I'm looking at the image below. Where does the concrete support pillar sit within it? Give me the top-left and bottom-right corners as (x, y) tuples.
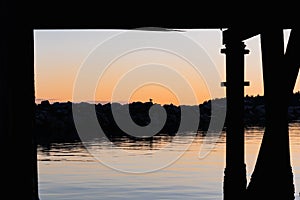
(1, 2), (38, 199)
(246, 30), (294, 200)
(222, 41), (249, 200)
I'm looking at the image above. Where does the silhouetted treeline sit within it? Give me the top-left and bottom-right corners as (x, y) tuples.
(35, 92), (300, 144)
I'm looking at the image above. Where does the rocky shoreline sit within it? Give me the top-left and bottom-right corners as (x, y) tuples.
(35, 92), (300, 144)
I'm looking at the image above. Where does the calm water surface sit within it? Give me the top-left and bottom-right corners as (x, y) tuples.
(38, 124), (300, 199)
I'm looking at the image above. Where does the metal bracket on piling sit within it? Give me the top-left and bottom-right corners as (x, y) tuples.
(221, 81), (250, 87)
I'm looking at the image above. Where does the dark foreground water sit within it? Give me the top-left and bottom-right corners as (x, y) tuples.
(38, 124), (300, 200)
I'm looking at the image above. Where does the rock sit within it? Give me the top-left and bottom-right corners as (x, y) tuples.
(41, 100), (50, 106)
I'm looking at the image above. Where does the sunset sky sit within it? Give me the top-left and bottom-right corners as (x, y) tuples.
(34, 29), (299, 105)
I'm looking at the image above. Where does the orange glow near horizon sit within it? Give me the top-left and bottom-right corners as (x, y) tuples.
(129, 84), (180, 105)
(92, 48), (213, 106)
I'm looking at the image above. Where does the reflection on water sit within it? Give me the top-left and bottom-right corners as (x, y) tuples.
(38, 143), (93, 162)
(38, 124), (300, 200)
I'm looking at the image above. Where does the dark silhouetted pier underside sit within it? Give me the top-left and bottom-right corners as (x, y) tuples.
(222, 28), (299, 200)
(1, 2), (298, 199)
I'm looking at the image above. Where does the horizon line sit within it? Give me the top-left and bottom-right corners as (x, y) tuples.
(35, 90), (300, 106)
